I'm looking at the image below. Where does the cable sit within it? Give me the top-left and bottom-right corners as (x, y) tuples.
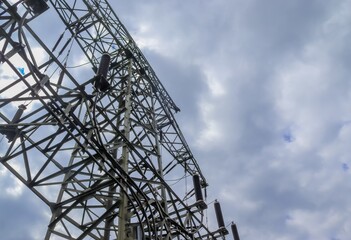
(165, 173), (187, 183)
(92, 92), (106, 149)
(65, 60), (92, 69)
(225, 221), (233, 228)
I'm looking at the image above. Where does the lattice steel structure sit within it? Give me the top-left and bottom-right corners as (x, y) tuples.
(0, 0), (238, 239)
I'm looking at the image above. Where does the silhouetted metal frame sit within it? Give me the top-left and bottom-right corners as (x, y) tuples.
(0, 0), (228, 239)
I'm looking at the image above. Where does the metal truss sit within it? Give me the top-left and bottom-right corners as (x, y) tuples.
(0, 0), (236, 239)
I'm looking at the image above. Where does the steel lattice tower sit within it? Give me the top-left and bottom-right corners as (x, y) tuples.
(0, 0), (240, 239)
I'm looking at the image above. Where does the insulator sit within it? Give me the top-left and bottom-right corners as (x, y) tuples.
(12, 104), (26, 123)
(124, 48), (133, 59)
(97, 53), (111, 78)
(214, 200), (225, 229)
(24, 0), (49, 15)
(139, 67), (146, 75)
(231, 223), (240, 240)
(0, 104), (27, 142)
(94, 53), (111, 92)
(193, 174), (203, 202)
(193, 174), (207, 209)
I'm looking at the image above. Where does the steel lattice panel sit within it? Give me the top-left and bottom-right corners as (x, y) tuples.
(0, 0), (230, 239)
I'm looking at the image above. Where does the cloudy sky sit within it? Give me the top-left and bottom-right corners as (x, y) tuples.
(1, 0), (351, 239)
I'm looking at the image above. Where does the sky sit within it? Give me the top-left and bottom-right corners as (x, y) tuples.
(1, 0), (351, 239)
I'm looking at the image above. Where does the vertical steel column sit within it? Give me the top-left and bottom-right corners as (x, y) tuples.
(153, 101), (168, 214)
(153, 90), (170, 239)
(117, 59), (133, 240)
(103, 149), (118, 239)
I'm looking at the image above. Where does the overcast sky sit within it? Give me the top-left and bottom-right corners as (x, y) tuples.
(1, 0), (351, 239)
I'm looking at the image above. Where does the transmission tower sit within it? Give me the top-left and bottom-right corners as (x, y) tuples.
(0, 0), (240, 239)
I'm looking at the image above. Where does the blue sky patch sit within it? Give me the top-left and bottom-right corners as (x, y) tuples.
(17, 67), (25, 75)
(342, 163), (349, 171)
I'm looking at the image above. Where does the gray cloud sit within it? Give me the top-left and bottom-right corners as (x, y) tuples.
(114, 1), (351, 239)
(0, 169), (49, 239)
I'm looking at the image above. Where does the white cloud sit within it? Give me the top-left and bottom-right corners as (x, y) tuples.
(0, 165), (24, 198)
(287, 208), (350, 239)
(196, 99), (224, 148)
